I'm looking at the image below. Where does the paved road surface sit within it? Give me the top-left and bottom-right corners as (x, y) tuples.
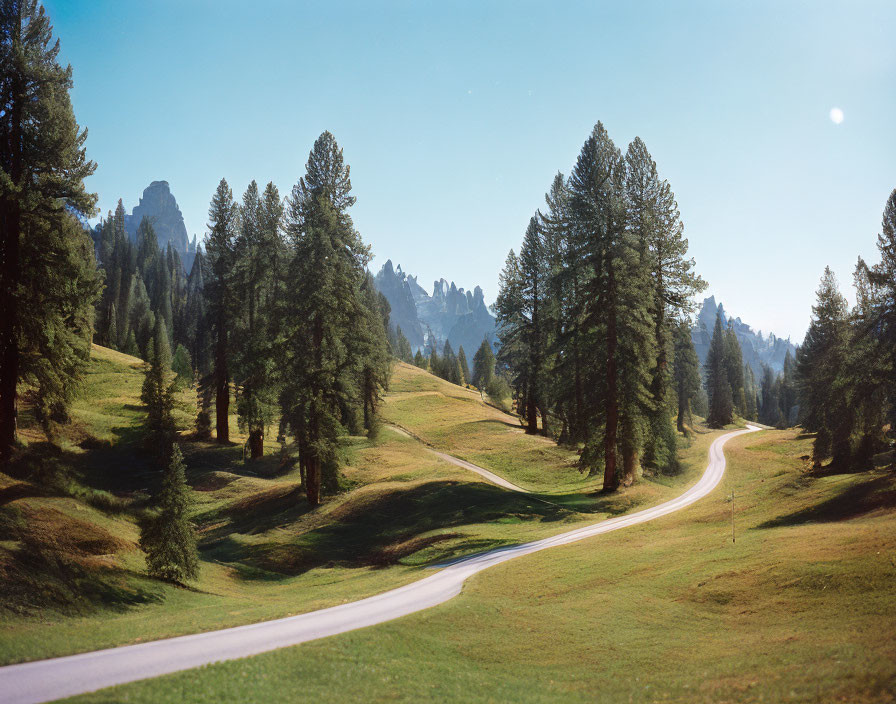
(0, 425), (759, 703)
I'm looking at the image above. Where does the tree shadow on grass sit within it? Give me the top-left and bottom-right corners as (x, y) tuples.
(202, 480), (580, 580)
(757, 475), (896, 529)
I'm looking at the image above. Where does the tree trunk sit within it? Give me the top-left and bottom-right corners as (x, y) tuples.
(305, 455), (320, 506)
(622, 441), (637, 486)
(526, 396), (538, 434)
(603, 267), (618, 492)
(677, 382), (687, 433)
(215, 318), (229, 443)
(249, 428), (264, 459)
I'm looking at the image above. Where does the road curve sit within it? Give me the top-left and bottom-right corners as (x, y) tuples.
(388, 424), (528, 492)
(0, 425), (759, 704)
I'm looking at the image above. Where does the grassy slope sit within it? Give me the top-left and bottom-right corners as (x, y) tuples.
(0, 350), (712, 665)
(73, 429), (896, 704)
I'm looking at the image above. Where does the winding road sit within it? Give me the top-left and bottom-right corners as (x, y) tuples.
(0, 425), (759, 704)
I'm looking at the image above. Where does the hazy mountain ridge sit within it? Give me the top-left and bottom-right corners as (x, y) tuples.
(692, 295), (797, 376)
(374, 260), (497, 356)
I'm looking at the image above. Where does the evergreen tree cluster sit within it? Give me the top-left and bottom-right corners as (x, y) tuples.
(92, 133), (392, 506)
(703, 309), (796, 429)
(422, 339), (471, 387)
(0, 1), (102, 459)
(796, 191), (896, 471)
(92, 202), (199, 369)
(194, 132), (391, 505)
(495, 123), (707, 490)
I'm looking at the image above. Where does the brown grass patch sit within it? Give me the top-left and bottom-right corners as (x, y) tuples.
(18, 505), (132, 556)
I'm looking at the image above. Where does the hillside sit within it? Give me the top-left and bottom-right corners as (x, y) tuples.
(1, 347), (710, 665)
(2, 347), (893, 702)
(71, 428), (896, 704)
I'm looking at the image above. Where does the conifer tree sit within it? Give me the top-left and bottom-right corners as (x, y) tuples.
(472, 338), (496, 390)
(171, 344), (193, 388)
(724, 325), (746, 416)
(279, 132), (385, 505)
(543, 172), (587, 444)
(759, 365), (782, 427)
(569, 122), (653, 489)
(705, 314), (733, 428)
(743, 363), (758, 421)
(394, 327), (414, 363)
(624, 138), (705, 472)
(232, 180), (282, 458)
(796, 267), (851, 468)
(496, 216), (548, 434)
(203, 178), (239, 444)
(0, 0), (101, 458)
(141, 317), (176, 460)
(414, 349), (426, 369)
(357, 274), (392, 432)
(441, 341), (461, 385)
(107, 302), (119, 351)
(672, 319), (700, 433)
(139, 444), (199, 583)
(778, 350), (797, 426)
(456, 346), (469, 385)
(429, 346), (440, 378)
(869, 188), (896, 431)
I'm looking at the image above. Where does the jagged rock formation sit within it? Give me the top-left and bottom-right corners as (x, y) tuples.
(125, 181), (197, 269)
(692, 295), (797, 376)
(374, 260), (496, 356)
(373, 260), (425, 349)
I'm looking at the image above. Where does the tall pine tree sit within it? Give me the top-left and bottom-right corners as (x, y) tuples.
(0, 0), (101, 457)
(203, 179), (239, 444)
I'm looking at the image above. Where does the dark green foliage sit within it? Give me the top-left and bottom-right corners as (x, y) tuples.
(92, 210), (193, 364)
(394, 327), (414, 363)
(672, 319), (701, 433)
(724, 325), (746, 416)
(440, 341), (462, 385)
(0, 0), (101, 458)
(139, 445), (198, 583)
(278, 132), (389, 505)
(569, 123), (655, 488)
(778, 350), (797, 426)
(759, 365), (783, 427)
(625, 138), (706, 474)
(141, 318), (176, 461)
(232, 181), (284, 458)
(496, 215), (548, 435)
(743, 363), (758, 421)
(796, 267), (851, 468)
(472, 338), (496, 390)
(204, 179), (239, 444)
(496, 122), (704, 487)
(358, 273), (393, 433)
(171, 344), (193, 388)
(456, 346), (469, 384)
(413, 349), (426, 369)
(705, 314), (733, 428)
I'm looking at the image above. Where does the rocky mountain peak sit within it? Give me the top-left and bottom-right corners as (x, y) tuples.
(125, 181), (191, 255)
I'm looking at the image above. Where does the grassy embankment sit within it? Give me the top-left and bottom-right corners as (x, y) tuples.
(0, 352), (716, 666)
(71, 427), (896, 704)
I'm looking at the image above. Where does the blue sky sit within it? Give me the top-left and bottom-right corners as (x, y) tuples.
(47, 0), (895, 341)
